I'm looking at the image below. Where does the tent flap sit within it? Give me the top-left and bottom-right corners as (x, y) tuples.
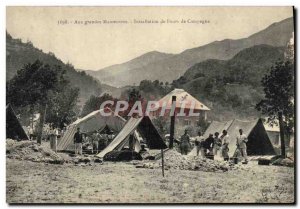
(97, 116), (167, 158)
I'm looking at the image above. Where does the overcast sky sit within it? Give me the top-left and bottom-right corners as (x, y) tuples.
(7, 7), (293, 71)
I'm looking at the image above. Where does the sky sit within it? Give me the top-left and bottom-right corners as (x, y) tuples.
(6, 6), (293, 71)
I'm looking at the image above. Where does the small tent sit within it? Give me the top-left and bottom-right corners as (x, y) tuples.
(6, 104), (29, 140)
(189, 118), (276, 157)
(97, 116), (167, 158)
(57, 108), (127, 151)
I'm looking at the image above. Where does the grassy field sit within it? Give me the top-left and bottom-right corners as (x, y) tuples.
(6, 159), (294, 204)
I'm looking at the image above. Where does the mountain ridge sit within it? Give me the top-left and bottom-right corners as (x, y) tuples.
(86, 17), (293, 87)
(6, 33), (120, 104)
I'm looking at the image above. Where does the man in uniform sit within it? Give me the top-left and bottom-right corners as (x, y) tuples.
(180, 129), (191, 155)
(74, 127), (83, 155)
(194, 131), (205, 157)
(49, 125), (58, 153)
(220, 130), (230, 161)
(92, 131), (99, 154)
(204, 134), (214, 158)
(213, 132), (222, 157)
(236, 129), (248, 164)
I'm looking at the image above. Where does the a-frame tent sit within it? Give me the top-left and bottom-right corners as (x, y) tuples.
(189, 118), (276, 157)
(6, 104), (29, 140)
(57, 108), (127, 151)
(97, 116), (167, 158)
(226, 119), (276, 156)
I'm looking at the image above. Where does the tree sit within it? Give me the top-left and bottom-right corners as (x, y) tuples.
(7, 60), (68, 144)
(81, 93), (115, 117)
(45, 86), (80, 129)
(256, 61), (294, 157)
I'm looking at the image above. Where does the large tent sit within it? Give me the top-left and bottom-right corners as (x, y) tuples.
(97, 116), (167, 158)
(226, 119), (276, 156)
(189, 118), (276, 157)
(6, 104), (29, 140)
(57, 108), (127, 151)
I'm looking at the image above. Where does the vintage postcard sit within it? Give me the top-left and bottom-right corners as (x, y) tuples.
(6, 6), (295, 204)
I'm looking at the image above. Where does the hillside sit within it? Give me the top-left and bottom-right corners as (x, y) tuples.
(6, 33), (119, 104)
(172, 44), (285, 121)
(86, 51), (174, 86)
(87, 17), (294, 87)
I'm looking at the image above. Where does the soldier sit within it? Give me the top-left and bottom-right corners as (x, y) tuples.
(92, 131), (99, 154)
(180, 129), (191, 155)
(49, 125), (58, 153)
(220, 130), (230, 161)
(213, 132), (222, 157)
(194, 131), (205, 157)
(236, 129), (248, 164)
(73, 127), (83, 155)
(204, 134), (214, 158)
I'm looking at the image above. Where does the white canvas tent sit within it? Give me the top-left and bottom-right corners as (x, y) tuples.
(189, 118), (276, 157)
(57, 108), (127, 151)
(97, 116), (167, 158)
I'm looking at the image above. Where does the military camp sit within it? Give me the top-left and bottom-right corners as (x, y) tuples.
(5, 7), (295, 204)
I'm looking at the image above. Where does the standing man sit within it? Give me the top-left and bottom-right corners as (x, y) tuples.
(213, 132), (222, 157)
(220, 130), (230, 161)
(91, 131), (99, 154)
(236, 129), (248, 164)
(204, 134), (214, 157)
(49, 125), (58, 153)
(180, 129), (191, 155)
(74, 127), (83, 155)
(194, 131), (205, 157)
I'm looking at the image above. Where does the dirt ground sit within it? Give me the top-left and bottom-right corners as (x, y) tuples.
(6, 158), (294, 204)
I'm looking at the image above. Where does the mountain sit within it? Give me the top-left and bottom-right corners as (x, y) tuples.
(6, 33), (120, 104)
(86, 17), (294, 87)
(173, 44), (285, 121)
(86, 51), (174, 86)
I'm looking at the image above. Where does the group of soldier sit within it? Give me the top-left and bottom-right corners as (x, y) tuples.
(73, 127), (111, 155)
(179, 128), (248, 164)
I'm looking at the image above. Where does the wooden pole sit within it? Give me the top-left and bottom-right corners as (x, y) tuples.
(161, 149), (165, 177)
(169, 96), (176, 149)
(278, 111), (286, 158)
(37, 104), (47, 144)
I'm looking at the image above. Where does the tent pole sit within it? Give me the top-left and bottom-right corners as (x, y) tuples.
(161, 149), (165, 177)
(169, 96), (176, 149)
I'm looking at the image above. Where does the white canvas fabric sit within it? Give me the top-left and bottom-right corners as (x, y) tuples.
(57, 108), (126, 151)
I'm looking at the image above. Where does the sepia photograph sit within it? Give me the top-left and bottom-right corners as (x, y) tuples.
(5, 6), (295, 204)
